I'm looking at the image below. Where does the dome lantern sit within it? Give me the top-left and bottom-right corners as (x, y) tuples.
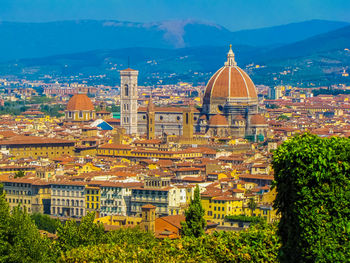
(225, 44), (237, 67)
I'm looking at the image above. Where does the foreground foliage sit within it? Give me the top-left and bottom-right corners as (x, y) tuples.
(225, 215), (265, 223)
(60, 223), (280, 263)
(273, 133), (350, 262)
(0, 186), (280, 262)
(0, 192), (57, 263)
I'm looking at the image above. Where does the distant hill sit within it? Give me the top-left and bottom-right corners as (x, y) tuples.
(258, 25), (350, 61)
(1, 23), (350, 87)
(0, 45), (264, 84)
(0, 19), (347, 61)
(230, 20), (349, 46)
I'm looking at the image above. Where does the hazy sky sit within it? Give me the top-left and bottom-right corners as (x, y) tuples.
(1, 0), (350, 30)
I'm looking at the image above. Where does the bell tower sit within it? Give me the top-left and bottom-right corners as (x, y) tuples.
(182, 103), (194, 139)
(120, 68), (138, 135)
(147, 96), (155, 140)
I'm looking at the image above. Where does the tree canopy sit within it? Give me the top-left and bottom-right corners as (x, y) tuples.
(272, 133), (350, 262)
(181, 185), (206, 238)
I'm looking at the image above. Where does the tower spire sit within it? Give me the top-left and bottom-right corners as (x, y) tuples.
(225, 44), (237, 66)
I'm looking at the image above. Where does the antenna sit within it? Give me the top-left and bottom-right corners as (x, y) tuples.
(127, 56), (130, 68)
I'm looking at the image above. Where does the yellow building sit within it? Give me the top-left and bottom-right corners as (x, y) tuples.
(95, 215), (142, 227)
(77, 163), (101, 175)
(0, 136), (75, 159)
(2, 178), (51, 214)
(0, 165), (37, 177)
(201, 193), (244, 225)
(85, 184), (101, 216)
(97, 143), (202, 160)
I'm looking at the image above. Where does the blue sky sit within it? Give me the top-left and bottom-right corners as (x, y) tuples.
(1, 0), (350, 30)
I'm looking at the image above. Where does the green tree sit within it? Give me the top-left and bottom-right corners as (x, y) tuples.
(14, 171), (25, 178)
(0, 188), (11, 262)
(30, 213), (61, 234)
(277, 114), (290, 121)
(272, 133), (350, 262)
(57, 212), (104, 251)
(247, 197), (257, 216)
(6, 206), (57, 263)
(181, 185), (206, 238)
(0, 192), (57, 263)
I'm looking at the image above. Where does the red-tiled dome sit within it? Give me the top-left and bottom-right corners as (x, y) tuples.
(204, 67), (257, 101)
(250, 114), (267, 125)
(66, 94), (94, 111)
(209, 114), (228, 126)
(203, 46), (257, 105)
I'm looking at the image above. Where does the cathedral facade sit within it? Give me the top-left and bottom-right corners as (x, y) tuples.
(120, 46), (267, 140)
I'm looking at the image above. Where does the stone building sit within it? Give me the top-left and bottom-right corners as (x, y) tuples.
(118, 46), (267, 140)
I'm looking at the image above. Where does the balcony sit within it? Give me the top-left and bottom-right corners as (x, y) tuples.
(130, 196), (168, 204)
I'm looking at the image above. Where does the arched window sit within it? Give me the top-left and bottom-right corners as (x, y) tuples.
(124, 84), (129, 97)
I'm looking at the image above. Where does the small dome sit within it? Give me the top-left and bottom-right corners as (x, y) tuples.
(209, 114), (228, 126)
(66, 94), (94, 111)
(250, 114), (267, 125)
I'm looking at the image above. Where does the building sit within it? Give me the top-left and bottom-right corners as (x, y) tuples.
(130, 177), (185, 217)
(65, 93), (95, 122)
(268, 86), (284, 100)
(51, 181), (86, 218)
(3, 178), (51, 214)
(99, 182), (137, 217)
(119, 46), (267, 140)
(0, 136), (75, 159)
(85, 183), (101, 216)
(120, 68), (139, 135)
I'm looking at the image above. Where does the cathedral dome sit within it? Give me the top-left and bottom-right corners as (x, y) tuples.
(202, 46), (258, 114)
(209, 114), (228, 126)
(204, 46), (257, 102)
(66, 94), (94, 111)
(250, 114), (267, 125)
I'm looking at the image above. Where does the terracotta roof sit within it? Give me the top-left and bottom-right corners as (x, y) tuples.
(66, 94), (94, 111)
(142, 204), (156, 209)
(209, 114), (228, 126)
(158, 215), (185, 229)
(250, 114), (267, 125)
(203, 66), (257, 103)
(0, 136), (74, 146)
(120, 68), (138, 72)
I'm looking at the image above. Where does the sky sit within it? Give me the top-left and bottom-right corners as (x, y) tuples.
(0, 0), (350, 31)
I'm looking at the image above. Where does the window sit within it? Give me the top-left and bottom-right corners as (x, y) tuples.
(124, 84), (129, 96)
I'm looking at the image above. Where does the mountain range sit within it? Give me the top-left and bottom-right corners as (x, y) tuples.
(0, 19), (348, 61)
(0, 19), (349, 87)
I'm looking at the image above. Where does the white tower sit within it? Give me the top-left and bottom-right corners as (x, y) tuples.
(120, 68), (139, 135)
